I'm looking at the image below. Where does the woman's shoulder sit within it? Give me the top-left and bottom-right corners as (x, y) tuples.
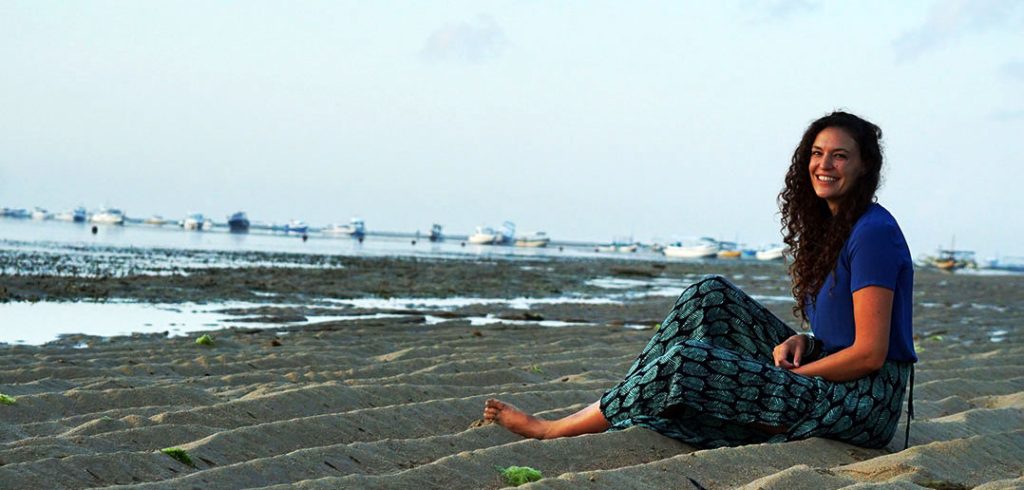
(850, 203), (910, 255)
(853, 203), (904, 235)
(859, 203), (899, 226)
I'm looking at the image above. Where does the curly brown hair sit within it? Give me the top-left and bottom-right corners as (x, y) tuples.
(779, 111), (884, 322)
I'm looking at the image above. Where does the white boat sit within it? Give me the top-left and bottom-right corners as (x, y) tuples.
(30, 207), (50, 220)
(54, 207), (87, 222)
(91, 208), (125, 225)
(468, 226), (499, 244)
(755, 245), (787, 261)
(284, 220), (308, 234)
(325, 218), (365, 238)
(515, 232), (551, 248)
(664, 238), (720, 259)
(596, 242), (638, 253)
(182, 213), (205, 231)
(144, 215), (168, 225)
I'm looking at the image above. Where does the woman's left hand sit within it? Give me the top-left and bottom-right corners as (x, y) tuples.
(773, 335), (808, 369)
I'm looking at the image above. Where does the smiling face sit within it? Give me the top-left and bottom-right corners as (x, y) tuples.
(808, 126), (864, 214)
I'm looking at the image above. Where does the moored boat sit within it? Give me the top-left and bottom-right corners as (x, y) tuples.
(468, 226), (498, 244)
(325, 218), (365, 238)
(755, 245), (787, 261)
(495, 221), (516, 245)
(144, 215), (168, 225)
(91, 208), (125, 225)
(31, 207), (50, 220)
(515, 232), (551, 248)
(183, 214), (205, 231)
(931, 249), (976, 272)
(1, 208), (30, 219)
(596, 240), (638, 253)
(54, 207), (87, 222)
(716, 241), (742, 259)
(664, 237), (720, 259)
(284, 220), (308, 234)
(428, 223), (443, 242)
(228, 212), (250, 233)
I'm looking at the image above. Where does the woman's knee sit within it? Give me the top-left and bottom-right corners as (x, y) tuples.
(676, 275), (730, 304)
(699, 274), (737, 291)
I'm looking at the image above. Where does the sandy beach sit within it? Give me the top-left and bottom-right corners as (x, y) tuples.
(1, 254), (1022, 489)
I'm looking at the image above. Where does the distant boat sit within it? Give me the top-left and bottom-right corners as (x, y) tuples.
(515, 232), (551, 248)
(91, 208), (125, 225)
(755, 245), (787, 261)
(428, 223), (443, 242)
(468, 226), (499, 244)
(664, 238), (720, 259)
(54, 207), (87, 223)
(495, 221), (516, 245)
(716, 241), (742, 259)
(325, 218), (365, 238)
(228, 212), (250, 233)
(183, 213), (205, 231)
(144, 215), (168, 225)
(284, 220), (308, 234)
(596, 239), (638, 253)
(931, 249), (976, 272)
(30, 207), (49, 220)
(1, 208), (30, 219)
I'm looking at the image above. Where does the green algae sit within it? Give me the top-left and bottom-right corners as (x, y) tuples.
(195, 334), (215, 346)
(161, 447), (194, 466)
(499, 466), (543, 486)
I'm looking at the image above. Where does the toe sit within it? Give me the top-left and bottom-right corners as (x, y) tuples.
(488, 399), (508, 411)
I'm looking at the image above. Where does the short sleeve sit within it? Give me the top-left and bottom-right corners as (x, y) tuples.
(849, 222), (903, 292)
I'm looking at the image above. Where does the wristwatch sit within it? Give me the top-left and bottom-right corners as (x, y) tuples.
(801, 333), (824, 362)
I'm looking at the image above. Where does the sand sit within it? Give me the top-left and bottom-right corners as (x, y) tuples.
(1, 256), (1022, 489)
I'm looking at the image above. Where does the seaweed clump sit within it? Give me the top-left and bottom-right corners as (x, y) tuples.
(0, 393), (16, 405)
(499, 466), (543, 486)
(161, 447), (195, 466)
(195, 334), (215, 347)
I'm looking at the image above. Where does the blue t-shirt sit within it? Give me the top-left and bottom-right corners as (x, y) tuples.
(805, 203), (917, 363)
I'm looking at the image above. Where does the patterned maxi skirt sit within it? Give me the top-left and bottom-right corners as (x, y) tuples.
(600, 275), (912, 449)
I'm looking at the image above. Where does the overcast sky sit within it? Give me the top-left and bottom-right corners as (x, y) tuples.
(1, 1), (1022, 259)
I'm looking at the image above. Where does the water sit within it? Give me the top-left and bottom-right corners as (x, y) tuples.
(0, 218), (665, 263)
(0, 218), (779, 345)
(0, 301), (231, 345)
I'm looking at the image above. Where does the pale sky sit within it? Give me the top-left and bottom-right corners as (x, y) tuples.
(1, 1), (1022, 259)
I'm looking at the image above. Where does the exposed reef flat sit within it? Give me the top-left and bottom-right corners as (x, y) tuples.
(1, 252), (1021, 488)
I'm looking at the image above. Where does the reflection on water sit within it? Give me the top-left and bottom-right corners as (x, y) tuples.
(0, 302), (230, 345)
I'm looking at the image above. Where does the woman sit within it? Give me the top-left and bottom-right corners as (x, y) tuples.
(483, 111), (917, 449)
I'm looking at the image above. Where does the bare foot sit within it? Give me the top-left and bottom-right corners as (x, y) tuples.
(483, 399), (553, 439)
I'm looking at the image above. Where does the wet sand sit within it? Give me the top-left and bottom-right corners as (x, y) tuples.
(1, 255), (1022, 489)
